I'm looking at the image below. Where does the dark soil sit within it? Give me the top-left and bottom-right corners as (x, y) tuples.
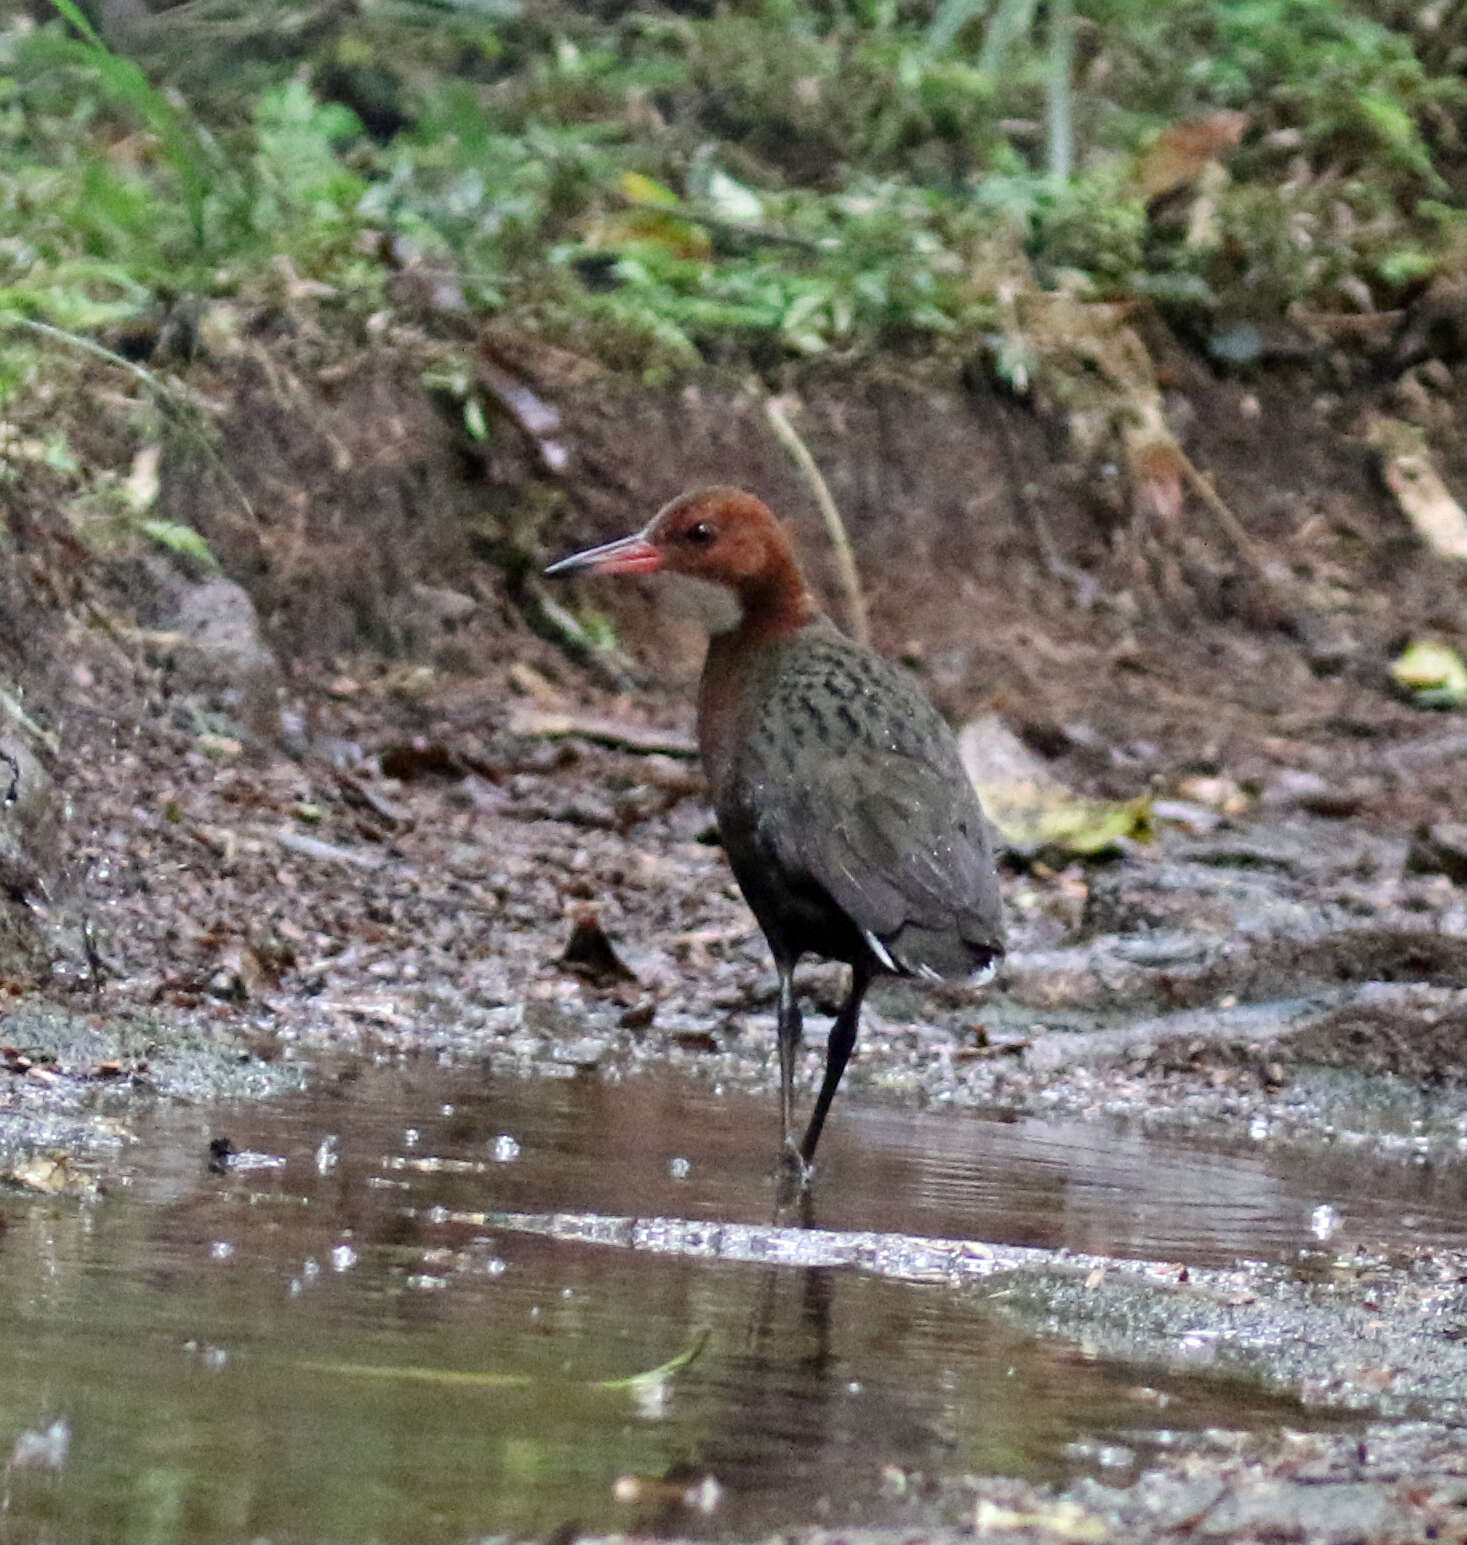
(0, 326), (1465, 1130)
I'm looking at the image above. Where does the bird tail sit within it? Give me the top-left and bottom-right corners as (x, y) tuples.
(876, 923), (1003, 983)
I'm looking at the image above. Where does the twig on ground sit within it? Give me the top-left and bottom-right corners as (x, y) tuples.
(1175, 447), (1275, 585)
(0, 686), (60, 756)
(521, 580), (641, 693)
(507, 706), (697, 758)
(763, 394), (870, 645)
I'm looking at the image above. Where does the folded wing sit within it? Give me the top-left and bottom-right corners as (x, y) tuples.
(755, 742), (1004, 979)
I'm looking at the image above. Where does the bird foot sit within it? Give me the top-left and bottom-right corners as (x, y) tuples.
(775, 1140), (814, 1202)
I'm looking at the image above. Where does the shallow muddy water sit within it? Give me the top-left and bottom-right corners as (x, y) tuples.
(4, 1061), (1465, 1543)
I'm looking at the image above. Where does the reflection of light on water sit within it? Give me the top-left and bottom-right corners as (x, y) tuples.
(832, 1096), (1467, 1264)
(9, 1418), (70, 1471)
(862, 1107), (1299, 1263)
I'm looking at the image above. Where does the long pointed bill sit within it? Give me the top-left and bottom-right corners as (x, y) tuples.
(544, 530), (663, 577)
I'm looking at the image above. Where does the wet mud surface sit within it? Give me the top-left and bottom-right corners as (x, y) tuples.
(20, 669), (1467, 1161)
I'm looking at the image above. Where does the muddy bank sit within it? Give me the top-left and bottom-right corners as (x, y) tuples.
(709, 1419), (1467, 1545)
(7, 679), (1467, 1197)
(0, 999), (304, 1180)
(1, 334), (1466, 1171)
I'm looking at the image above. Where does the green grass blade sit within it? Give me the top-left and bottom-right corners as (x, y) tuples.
(41, 0), (217, 246)
(292, 1328), (711, 1394)
(596, 1326), (711, 1391)
(43, 0), (103, 47)
(295, 1361), (537, 1388)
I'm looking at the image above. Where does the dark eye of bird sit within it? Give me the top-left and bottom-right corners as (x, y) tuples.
(685, 521), (716, 547)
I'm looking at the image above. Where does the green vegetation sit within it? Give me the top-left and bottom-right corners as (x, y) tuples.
(1, 0), (1464, 395)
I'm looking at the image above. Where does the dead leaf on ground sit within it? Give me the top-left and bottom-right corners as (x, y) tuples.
(1390, 640), (1467, 709)
(672, 1029), (720, 1054)
(382, 664), (436, 700)
(123, 444), (162, 513)
(337, 774), (411, 828)
(1365, 416), (1467, 562)
(559, 909), (639, 985)
(506, 660), (565, 706)
(5, 1153), (88, 1196)
(378, 740), (467, 781)
(975, 1496), (1110, 1540)
(1175, 774), (1249, 814)
(1135, 110), (1249, 201)
(211, 944), (269, 1001)
(618, 1000), (656, 1030)
(1124, 434), (1185, 523)
(960, 715), (1151, 859)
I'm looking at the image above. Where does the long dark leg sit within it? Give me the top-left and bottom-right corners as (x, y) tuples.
(775, 959), (803, 1164)
(798, 959), (873, 1170)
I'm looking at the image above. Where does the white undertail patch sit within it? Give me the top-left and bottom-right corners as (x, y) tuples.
(862, 929), (898, 971)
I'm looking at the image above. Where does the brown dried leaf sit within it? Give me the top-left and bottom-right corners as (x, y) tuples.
(1136, 110), (1249, 201)
(560, 909), (639, 985)
(7, 1154), (74, 1194)
(1365, 415), (1467, 561)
